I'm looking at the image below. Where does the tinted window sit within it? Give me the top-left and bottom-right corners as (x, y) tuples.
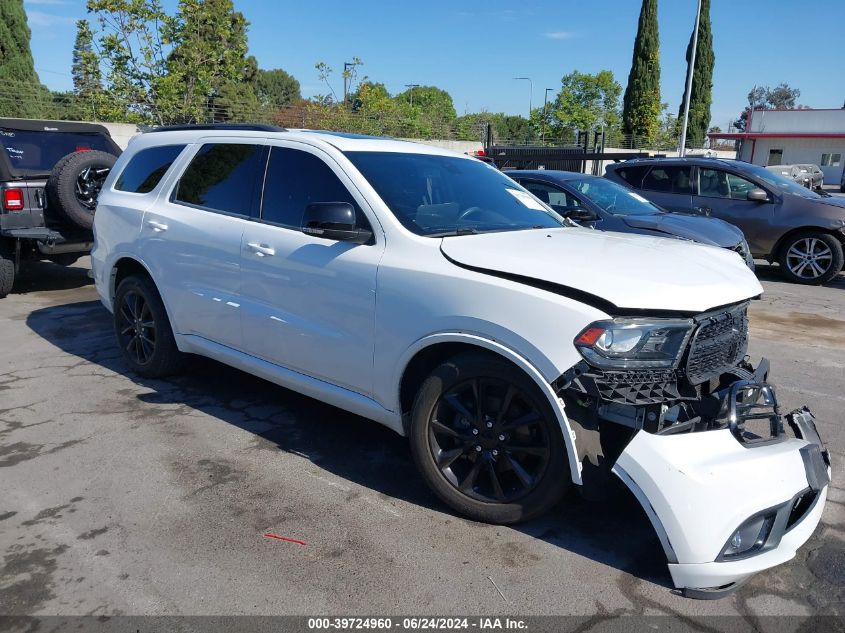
(0, 128), (114, 173)
(614, 166), (649, 188)
(261, 147), (365, 228)
(642, 166), (693, 194)
(519, 181), (580, 210)
(346, 152), (566, 236)
(698, 169), (757, 200)
(115, 144), (185, 193)
(174, 143), (262, 215)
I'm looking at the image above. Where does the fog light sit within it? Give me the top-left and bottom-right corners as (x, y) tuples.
(720, 514), (775, 559)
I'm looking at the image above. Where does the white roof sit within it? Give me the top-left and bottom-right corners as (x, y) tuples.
(129, 127), (470, 158)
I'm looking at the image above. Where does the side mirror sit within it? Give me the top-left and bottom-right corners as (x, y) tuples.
(747, 188), (769, 202)
(302, 202), (372, 244)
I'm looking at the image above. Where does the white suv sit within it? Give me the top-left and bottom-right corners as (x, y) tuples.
(92, 124), (830, 598)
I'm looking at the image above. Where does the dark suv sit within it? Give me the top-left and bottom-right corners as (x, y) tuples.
(605, 157), (845, 284)
(0, 118), (120, 297)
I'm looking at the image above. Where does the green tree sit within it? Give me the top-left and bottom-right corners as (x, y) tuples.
(255, 68), (301, 107)
(678, 0), (714, 148)
(734, 83), (801, 131)
(395, 85), (457, 120)
(0, 0), (47, 118)
(551, 70), (622, 138)
(622, 0), (661, 144)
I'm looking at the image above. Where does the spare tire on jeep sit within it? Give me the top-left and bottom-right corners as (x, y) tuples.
(46, 150), (117, 231)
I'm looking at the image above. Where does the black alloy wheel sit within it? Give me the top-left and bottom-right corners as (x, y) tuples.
(113, 274), (185, 378)
(75, 164), (111, 210)
(410, 352), (569, 524)
(429, 377), (551, 503)
(116, 289), (157, 366)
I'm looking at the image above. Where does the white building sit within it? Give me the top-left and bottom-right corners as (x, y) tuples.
(709, 108), (845, 185)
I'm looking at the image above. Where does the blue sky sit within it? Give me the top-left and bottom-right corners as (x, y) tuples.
(24, 0), (845, 129)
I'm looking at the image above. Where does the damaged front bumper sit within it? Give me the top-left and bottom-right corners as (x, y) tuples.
(611, 385), (831, 598)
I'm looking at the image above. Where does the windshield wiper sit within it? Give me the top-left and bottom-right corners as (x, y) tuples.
(428, 227), (479, 237)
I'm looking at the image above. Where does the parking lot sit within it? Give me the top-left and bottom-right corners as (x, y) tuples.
(0, 258), (843, 620)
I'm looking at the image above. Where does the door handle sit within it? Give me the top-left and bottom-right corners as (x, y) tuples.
(247, 242), (275, 257)
(146, 220), (168, 232)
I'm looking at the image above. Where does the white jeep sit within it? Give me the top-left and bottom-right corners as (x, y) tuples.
(91, 124), (830, 598)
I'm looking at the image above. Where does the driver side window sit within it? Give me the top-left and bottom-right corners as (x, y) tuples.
(520, 181), (580, 211)
(697, 169), (757, 200)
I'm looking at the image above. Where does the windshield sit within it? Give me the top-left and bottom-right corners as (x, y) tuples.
(0, 128), (114, 173)
(739, 162), (826, 199)
(568, 177), (662, 216)
(345, 151), (568, 236)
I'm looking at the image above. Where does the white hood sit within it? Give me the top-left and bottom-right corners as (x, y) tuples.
(440, 228), (763, 313)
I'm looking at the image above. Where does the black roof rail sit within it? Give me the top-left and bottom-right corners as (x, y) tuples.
(144, 123), (287, 133)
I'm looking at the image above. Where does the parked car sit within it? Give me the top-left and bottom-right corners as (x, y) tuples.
(796, 164), (824, 189)
(605, 157), (845, 284)
(504, 169), (753, 269)
(92, 125), (829, 599)
(0, 118), (120, 297)
(765, 164), (810, 188)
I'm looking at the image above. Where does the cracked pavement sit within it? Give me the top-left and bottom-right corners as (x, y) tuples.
(0, 259), (843, 619)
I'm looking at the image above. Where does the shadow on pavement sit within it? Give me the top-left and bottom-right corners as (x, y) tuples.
(26, 299), (671, 590)
(11, 261), (94, 295)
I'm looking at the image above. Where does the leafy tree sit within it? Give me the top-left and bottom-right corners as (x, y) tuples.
(395, 85), (457, 120)
(551, 70), (622, 137)
(255, 68), (301, 107)
(622, 0), (661, 144)
(84, 0), (254, 124)
(734, 83), (802, 131)
(0, 0), (48, 117)
(72, 20), (101, 97)
(677, 0), (714, 148)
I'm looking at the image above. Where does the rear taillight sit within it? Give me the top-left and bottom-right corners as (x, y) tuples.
(2, 188), (25, 211)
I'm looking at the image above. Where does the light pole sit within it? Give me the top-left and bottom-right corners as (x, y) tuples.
(404, 84), (420, 107)
(678, 0), (703, 157)
(343, 61), (360, 105)
(542, 87), (554, 143)
(513, 77), (533, 138)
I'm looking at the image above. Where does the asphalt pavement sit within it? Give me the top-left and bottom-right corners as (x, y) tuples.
(0, 259), (843, 621)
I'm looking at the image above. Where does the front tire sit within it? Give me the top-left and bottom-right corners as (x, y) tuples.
(409, 352), (570, 524)
(114, 274), (185, 378)
(778, 231), (843, 285)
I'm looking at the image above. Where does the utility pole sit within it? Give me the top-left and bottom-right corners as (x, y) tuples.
(678, 0), (703, 157)
(542, 87), (554, 143)
(405, 84), (420, 107)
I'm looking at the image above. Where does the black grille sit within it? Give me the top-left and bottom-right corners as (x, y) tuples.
(587, 368), (680, 405)
(685, 304), (749, 385)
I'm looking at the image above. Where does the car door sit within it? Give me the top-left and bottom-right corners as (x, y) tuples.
(639, 165), (694, 213)
(692, 167), (776, 255)
(139, 139), (265, 350)
(239, 143), (384, 397)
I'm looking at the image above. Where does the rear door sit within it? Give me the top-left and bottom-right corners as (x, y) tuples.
(139, 139), (265, 350)
(638, 165), (694, 213)
(692, 167), (776, 255)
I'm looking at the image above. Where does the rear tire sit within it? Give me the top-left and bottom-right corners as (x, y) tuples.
(46, 150), (117, 231)
(114, 274), (185, 378)
(0, 246), (14, 298)
(409, 352), (570, 524)
(777, 231), (843, 285)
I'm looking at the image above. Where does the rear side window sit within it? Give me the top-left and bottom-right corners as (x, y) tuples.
(614, 166), (649, 189)
(261, 147), (366, 229)
(642, 166), (693, 194)
(173, 143), (262, 215)
(115, 144), (185, 193)
(0, 128), (114, 173)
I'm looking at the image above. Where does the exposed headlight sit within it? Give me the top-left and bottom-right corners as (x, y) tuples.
(719, 513), (775, 559)
(574, 319), (694, 369)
